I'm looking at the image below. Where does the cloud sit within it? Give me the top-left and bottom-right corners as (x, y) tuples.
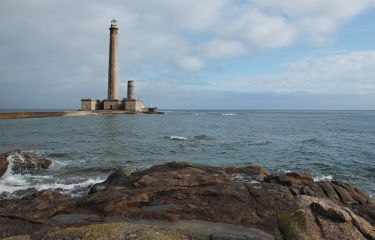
(0, 0), (374, 109)
(253, 0), (375, 43)
(200, 40), (247, 59)
(210, 51), (375, 93)
(178, 56), (204, 71)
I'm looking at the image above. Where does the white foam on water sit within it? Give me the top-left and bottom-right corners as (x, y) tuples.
(35, 177), (105, 195)
(0, 174), (31, 193)
(313, 175), (333, 182)
(23, 174), (53, 180)
(169, 136), (190, 140)
(0, 175), (105, 197)
(1, 156), (31, 193)
(221, 113), (237, 116)
(51, 160), (69, 169)
(1, 153), (105, 197)
(279, 169), (292, 173)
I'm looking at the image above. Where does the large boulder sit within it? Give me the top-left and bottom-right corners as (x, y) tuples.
(0, 150), (52, 177)
(275, 196), (375, 240)
(85, 162), (292, 232)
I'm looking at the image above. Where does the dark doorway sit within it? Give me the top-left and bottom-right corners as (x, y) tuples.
(110, 105), (113, 110)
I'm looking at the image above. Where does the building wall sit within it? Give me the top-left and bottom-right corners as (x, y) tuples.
(81, 99), (101, 111)
(103, 100), (122, 110)
(124, 99), (144, 112)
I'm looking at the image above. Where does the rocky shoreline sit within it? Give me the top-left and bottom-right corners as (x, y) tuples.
(0, 151), (374, 239)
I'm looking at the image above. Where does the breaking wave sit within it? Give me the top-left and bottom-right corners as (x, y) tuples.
(313, 175), (333, 182)
(168, 136), (190, 141)
(0, 153), (105, 199)
(165, 135), (214, 141)
(0, 172), (104, 199)
(221, 113), (237, 116)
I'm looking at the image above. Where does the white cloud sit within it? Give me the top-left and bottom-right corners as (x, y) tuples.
(178, 56), (204, 71)
(210, 51), (375, 94)
(200, 40), (247, 59)
(253, 0), (375, 43)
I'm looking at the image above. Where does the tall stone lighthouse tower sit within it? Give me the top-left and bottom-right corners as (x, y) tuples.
(107, 19), (119, 100)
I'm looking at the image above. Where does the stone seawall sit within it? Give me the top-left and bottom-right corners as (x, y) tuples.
(0, 111), (86, 120)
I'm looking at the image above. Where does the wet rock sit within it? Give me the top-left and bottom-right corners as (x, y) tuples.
(0, 188), (38, 200)
(0, 150), (52, 177)
(0, 154), (9, 177)
(12, 151), (52, 173)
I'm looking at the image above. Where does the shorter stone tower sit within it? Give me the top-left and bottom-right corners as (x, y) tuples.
(124, 80), (144, 112)
(127, 80), (135, 100)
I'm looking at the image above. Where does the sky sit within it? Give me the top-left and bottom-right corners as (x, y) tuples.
(0, 0), (375, 110)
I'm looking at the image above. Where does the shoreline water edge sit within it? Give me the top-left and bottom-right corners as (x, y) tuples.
(0, 150), (374, 239)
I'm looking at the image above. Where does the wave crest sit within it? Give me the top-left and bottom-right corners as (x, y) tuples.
(165, 135), (214, 141)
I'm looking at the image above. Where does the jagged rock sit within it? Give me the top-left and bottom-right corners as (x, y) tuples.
(264, 172), (371, 205)
(0, 155), (9, 177)
(0, 161), (373, 240)
(0, 188), (38, 200)
(352, 204), (375, 225)
(310, 201), (351, 222)
(276, 196), (375, 240)
(345, 207), (375, 240)
(0, 150), (52, 177)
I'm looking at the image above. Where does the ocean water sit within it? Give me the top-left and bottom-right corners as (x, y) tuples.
(0, 110), (374, 198)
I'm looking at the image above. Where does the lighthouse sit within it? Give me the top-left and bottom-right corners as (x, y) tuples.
(80, 20), (153, 113)
(107, 19), (119, 100)
(102, 19), (122, 110)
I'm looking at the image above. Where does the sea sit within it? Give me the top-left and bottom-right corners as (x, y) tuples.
(0, 110), (374, 199)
